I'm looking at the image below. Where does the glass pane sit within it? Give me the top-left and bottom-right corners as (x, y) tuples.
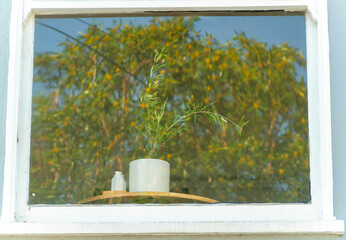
(30, 15), (309, 204)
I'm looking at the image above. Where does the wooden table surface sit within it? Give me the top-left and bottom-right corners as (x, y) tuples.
(78, 191), (219, 204)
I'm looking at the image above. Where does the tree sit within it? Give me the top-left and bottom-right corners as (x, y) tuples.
(30, 16), (309, 204)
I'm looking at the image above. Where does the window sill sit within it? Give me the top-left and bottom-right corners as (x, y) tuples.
(0, 221), (343, 236)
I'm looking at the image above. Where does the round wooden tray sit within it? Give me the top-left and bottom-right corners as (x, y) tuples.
(78, 191), (219, 204)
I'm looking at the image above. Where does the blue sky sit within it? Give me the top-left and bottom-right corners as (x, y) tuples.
(35, 15), (306, 55)
(33, 15), (307, 91)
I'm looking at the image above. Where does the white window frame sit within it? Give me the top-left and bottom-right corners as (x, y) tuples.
(1, 0), (344, 236)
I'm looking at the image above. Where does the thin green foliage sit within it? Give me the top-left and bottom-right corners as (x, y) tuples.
(140, 48), (248, 158)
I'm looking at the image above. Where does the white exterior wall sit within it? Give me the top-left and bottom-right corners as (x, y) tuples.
(0, 0), (12, 219)
(0, 0), (345, 239)
(329, 0), (346, 239)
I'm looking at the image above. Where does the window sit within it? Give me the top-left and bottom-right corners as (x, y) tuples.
(31, 14), (310, 205)
(2, 0), (343, 236)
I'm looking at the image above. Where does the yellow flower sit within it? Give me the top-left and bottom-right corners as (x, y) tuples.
(212, 55), (219, 62)
(103, 35), (110, 42)
(253, 102), (259, 110)
(105, 73), (112, 81)
(238, 157), (246, 164)
(268, 69), (272, 76)
(130, 122), (135, 127)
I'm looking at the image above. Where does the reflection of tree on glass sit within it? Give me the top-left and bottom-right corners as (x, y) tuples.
(30, 16), (309, 204)
(139, 48), (246, 159)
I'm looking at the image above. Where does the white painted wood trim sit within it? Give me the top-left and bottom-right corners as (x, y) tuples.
(23, 0), (33, 25)
(305, 11), (321, 218)
(0, 221), (343, 236)
(305, 0), (334, 222)
(20, 204), (319, 223)
(15, 13), (35, 222)
(315, 0), (334, 221)
(1, 0), (24, 223)
(8, 0), (342, 233)
(30, 0), (308, 17)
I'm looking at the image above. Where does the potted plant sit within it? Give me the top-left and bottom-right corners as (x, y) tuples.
(129, 48), (248, 192)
